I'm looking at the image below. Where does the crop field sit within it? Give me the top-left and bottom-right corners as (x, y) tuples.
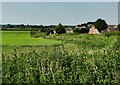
(2, 31), (120, 84)
(1, 31), (61, 45)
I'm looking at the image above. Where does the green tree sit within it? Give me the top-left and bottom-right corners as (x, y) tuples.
(94, 19), (108, 32)
(117, 24), (120, 30)
(55, 23), (65, 34)
(46, 29), (54, 35)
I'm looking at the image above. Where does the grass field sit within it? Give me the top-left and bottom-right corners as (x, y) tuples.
(1, 31), (61, 45)
(2, 31), (120, 84)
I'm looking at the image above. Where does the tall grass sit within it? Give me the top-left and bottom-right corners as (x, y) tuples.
(2, 33), (120, 84)
(2, 44), (120, 84)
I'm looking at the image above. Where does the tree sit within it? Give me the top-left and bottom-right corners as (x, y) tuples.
(20, 24), (25, 28)
(7, 24), (12, 28)
(73, 27), (89, 34)
(46, 29), (54, 35)
(87, 22), (94, 25)
(55, 23), (65, 34)
(94, 19), (108, 32)
(117, 24), (120, 30)
(81, 23), (87, 27)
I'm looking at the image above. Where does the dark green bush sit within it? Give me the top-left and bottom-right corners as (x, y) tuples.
(46, 29), (54, 35)
(73, 28), (89, 34)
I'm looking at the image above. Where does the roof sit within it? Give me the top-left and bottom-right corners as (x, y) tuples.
(66, 28), (73, 31)
(107, 25), (118, 31)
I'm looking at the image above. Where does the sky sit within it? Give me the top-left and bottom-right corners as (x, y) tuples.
(2, 2), (118, 25)
(1, 0), (120, 2)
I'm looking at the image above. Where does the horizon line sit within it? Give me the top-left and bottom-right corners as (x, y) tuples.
(0, 22), (118, 25)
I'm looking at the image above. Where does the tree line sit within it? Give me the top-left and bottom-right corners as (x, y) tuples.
(1, 19), (120, 33)
(1, 24), (74, 29)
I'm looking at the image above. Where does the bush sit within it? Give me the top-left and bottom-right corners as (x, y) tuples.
(2, 45), (120, 84)
(2, 34), (120, 84)
(46, 29), (54, 35)
(55, 23), (65, 34)
(94, 19), (108, 32)
(73, 28), (89, 34)
(117, 24), (120, 30)
(103, 31), (120, 37)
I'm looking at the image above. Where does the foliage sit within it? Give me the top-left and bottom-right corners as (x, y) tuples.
(103, 31), (120, 37)
(80, 27), (89, 33)
(73, 27), (89, 34)
(40, 28), (49, 32)
(117, 24), (120, 30)
(94, 19), (108, 32)
(73, 28), (81, 33)
(2, 28), (39, 31)
(2, 32), (120, 84)
(55, 23), (65, 34)
(86, 22), (94, 25)
(46, 29), (54, 35)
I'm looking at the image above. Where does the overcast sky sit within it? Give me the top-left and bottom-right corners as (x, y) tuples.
(2, 2), (118, 25)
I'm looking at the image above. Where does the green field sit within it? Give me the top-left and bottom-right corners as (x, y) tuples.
(1, 31), (61, 45)
(2, 31), (120, 84)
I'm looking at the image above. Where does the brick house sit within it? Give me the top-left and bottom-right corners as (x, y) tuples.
(89, 25), (100, 34)
(66, 28), (73, 33)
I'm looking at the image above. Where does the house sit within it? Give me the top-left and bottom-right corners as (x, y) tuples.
(107, 25), (118, 31)
(81, 26), (86, 29)
(87, 22), (94, 28)
(75, 24), (86, 29)
(66, 28), (73, 33)
(89, 25), (100, 34)
(87, 24), (93, 28)
(75, 24), (83, 30)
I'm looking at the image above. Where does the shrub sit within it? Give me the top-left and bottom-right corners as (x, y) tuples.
(73, 28), (89, 34)
(55, 23), (65, 34)
(94, 19), (108, 32)
(2, 34), (120, 84)
(103, 31), (120, 37)
(46, 29), (54, 35)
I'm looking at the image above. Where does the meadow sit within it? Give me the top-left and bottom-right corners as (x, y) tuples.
(2, 31), (120, 84)
(1, 31), (61, 45)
